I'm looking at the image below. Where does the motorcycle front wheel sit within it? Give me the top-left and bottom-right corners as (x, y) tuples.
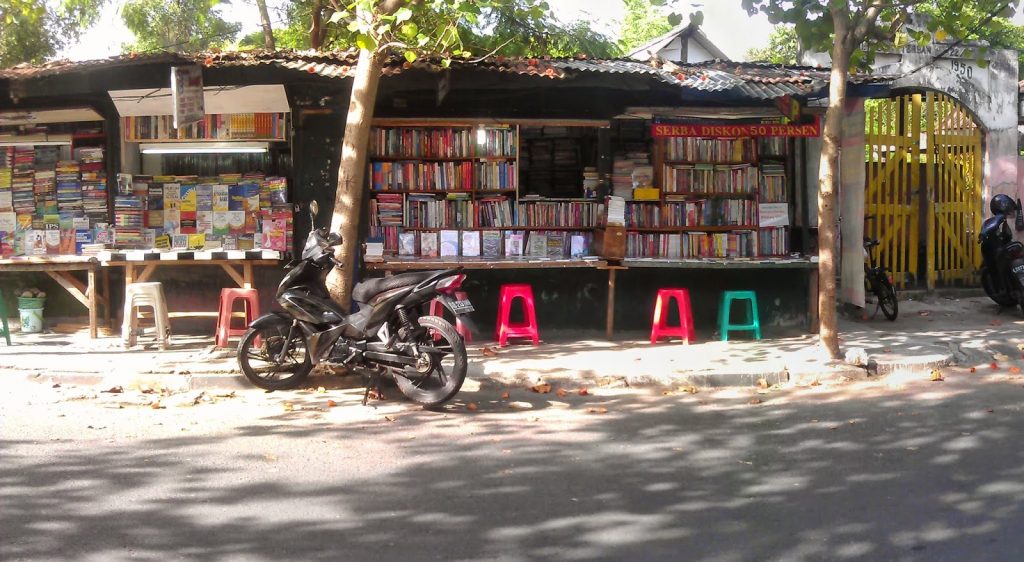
(237, 323), (313, 390)
(876, 279), (898, 321)
(393, 315), (467, 408)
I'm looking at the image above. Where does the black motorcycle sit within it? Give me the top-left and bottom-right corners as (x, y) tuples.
(237, 201), (474, 407)
(979, 194), (1024, 313)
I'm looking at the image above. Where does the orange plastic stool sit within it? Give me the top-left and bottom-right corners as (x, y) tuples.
(495, 284), (539, 346)
(215, 288), (261, 347)
(428, 291), (473, 342)
(650, 288), (695, 344)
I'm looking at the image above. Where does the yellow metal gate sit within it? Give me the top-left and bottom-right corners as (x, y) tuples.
(864, 92), (983, 289)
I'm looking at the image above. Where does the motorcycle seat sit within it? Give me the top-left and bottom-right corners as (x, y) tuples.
(353, 271), (435, 303)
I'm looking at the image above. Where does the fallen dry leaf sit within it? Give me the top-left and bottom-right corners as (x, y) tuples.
(810, 379), (822, 387)
(970, 367), (977, 373)
(1011, 367), (1021, 374)
(466, 402), (478, 411)
(578, 388), (589, 396)
(919, 311), (930, 317)
(482, 346), (498, 357)
(150, 400), (162, 409)
(530, 382), (552, 394)
(586, 407), (608, 414)
(681, 385), (699, 394)
(991, 320), (1003, 326)
(756, 378), (769, 389)
(326, 400), (337, 408)
(930, 369), (944, 382)
(368, 389), (382, 400)
(556, 388), (568, 398)
(316, 386), (326, 394)
(283, 402), (294, 412)
(662, 389), (676, 396)
(991, 362), (999, 370)
(749, 398), (763, 405)
(500, 391), (510, 400)
(384, 415), (396, 422)
(103, 386), (124, 394)
(987, 408), (995, 413)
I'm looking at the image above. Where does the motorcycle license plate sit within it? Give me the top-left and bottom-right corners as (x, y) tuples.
(450, 298), (475, 314)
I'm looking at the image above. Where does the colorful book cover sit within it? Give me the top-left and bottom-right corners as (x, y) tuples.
(221, 235), (237, 250)
(228, 184), (244, 211)
(163, 209), (180, 233)
(461, 230), (480, 257)
(59, 229), (76, 254)
(236, 234), (255, 250)
(196, 184), (213, 211)
(260, 218), (287, 251)
(482, 230), (502, 258)
(142, 228), (157, 249)
(212, 212), (230, 236)
(148, 188), (164, 211)
(241, 182), (261, 212)
(439, 230), (459, 257)
(243, 212), (258, 233)
(187, 233), (206, 250)
(163, 184), (181, 210)
(196, 211), (214, 234)
(212, 184), (230, 211)
(527, 231), (547, 257)
(398, 232), (417, 256)
(179, 211), (197, 234)
(44, 229), (61, 255)
(505, 232), (524, 257)
(179, 185), (197, 212)
(171, 234), (188, 249)
(148, 210), (164, 229)
(570, 235), (587, 258)
(420, 231), (438, 257)
(546, 231), (565, 258)
(228, 211), (246, 234)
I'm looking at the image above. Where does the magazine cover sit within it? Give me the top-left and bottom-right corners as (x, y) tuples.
(439, 230), (459, 257)
(461, 231), (480, 257)
(420, 232), (438, 257)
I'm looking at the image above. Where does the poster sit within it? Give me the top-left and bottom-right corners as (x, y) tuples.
(758, 203), (790, 227)
(171, 65), (204, 128)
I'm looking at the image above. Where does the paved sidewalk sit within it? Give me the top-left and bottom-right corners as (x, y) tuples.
(3, 294), (1022, 391)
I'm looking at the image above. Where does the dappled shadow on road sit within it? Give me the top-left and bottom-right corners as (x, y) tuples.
(4, 373), (1024, 560)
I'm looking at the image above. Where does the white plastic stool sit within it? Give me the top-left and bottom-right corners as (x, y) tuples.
(122, 282), (171, 349)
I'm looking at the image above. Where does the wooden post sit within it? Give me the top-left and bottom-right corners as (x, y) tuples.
(606, 267), (617, 340)
(88, 266), (97, 339)
(808, 268), (820, 333)
(243, 262), (254, 289)
(103, 267), (112, 329)
(125, 263), (135, 285)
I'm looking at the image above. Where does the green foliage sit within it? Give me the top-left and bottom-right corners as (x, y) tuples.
(121, 0), (241, 53)
(0, 0), (105, 66)
(330, 0), (618, 61)
(619, 0), (675, 53)
(745, 24), (798, 64)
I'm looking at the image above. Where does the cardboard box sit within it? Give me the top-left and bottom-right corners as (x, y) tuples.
(594, 226), (625, 260)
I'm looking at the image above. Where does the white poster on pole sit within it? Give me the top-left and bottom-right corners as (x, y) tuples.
(758, 203), (790, 227)
(171, 65), (204, 128)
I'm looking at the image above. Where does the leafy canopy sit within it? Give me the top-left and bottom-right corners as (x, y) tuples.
(745, 24), (798, 64)
(618, 0), (676, 53)
(121, 0), (241, 53)
(0, 0), (105, 66)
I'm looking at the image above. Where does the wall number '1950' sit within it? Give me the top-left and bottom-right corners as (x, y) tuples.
(951, 60), (973, 79)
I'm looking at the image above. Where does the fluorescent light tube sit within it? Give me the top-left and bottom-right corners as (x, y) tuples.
(140, 142), (269, 154)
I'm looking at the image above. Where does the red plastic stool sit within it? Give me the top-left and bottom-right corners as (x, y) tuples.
(495, 284), (539, 346)
(428, 291), (473, 342)
(215, 288), (261, 348)
(650, 288), (695, 344)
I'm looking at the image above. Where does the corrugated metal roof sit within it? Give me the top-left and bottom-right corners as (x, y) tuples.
(0, 50), (891, 101)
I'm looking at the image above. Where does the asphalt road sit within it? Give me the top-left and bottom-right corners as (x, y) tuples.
(4, 370), (1024, 561)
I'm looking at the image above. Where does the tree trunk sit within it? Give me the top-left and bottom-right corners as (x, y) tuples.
(325, 48), (383, 311)
(310, 1), (323, 50)
(817, 27), (852, 359)
(255, 0), (275, 50)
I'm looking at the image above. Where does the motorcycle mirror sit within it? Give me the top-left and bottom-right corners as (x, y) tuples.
(309, 200), (319, 220)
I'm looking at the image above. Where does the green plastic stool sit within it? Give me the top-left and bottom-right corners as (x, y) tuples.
(719, 291), (761, 341)
(0, 290), (10, 346)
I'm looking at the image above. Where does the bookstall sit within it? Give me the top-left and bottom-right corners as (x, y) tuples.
(362, 114), (822, 336)
(105, 85), (294, 321)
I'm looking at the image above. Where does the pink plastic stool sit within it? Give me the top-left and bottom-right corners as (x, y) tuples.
(215, 288), (261, 347)
(495, 284), (539, 347)
(428, 290), (473, 342)
(650, 288), (695, 344)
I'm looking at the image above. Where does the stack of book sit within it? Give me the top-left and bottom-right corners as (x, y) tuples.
(12, 148), (36, 218)
(77, 147), (108, 227)
(760, 163), (786, 203)
(0, 147), (12, 212)
(56, 160), (82, 215)
(113, 194), (145, 248)
(611, 152), (649, 199)
(518, 199), (602, 228)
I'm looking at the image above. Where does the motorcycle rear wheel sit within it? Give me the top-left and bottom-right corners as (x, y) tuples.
(982, 267), (1018, 307)
(877, 280), (898, 321)
(393, 315), (467, 408)
(237, 324), (313, 390)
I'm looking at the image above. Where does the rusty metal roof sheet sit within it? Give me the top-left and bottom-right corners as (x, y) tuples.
(1, 50), (890, 101)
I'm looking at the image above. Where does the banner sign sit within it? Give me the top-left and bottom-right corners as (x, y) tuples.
(651, 115), (821, 138)
(171, 65), (204, 128)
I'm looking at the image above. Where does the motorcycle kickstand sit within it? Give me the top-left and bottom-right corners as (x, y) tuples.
(361, 368), (384, 406)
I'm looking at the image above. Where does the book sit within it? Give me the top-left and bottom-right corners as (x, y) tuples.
(546, 231), (565, 258)
(420, 231), (438, 257)
(212, 212), (229, 236)
(212, 185), (230, 211)
(505, 232), (524, 257)
(482, 230), (502, 258)
(527, 231), (547, 257)
(461, 230), (480, 257)
(179, 185), (197, 212)
(570, 234), (587, 258)
(163, 184), (181, 210)
(398, 231), (417, 256)
(439, 229), (459, 257)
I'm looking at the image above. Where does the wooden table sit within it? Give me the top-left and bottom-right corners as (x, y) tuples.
(365, 257), (609, 272)
(0, 256), (110, 338)
(99, 249), (283, 320)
